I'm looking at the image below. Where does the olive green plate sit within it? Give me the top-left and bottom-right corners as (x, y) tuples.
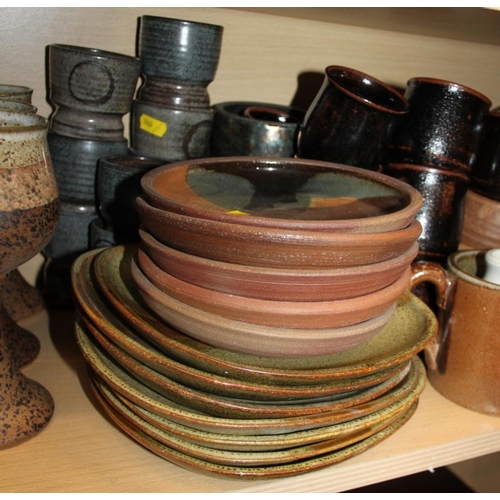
(77, 245), (436, 385)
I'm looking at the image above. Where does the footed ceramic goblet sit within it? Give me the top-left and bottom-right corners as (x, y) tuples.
(0, 110), (60, 448)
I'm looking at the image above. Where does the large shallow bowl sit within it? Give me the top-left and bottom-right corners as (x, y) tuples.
(139, 228), (418, 301)
(140, 157), (423, 233)
(136, 197), (422, 269)
(136, 248), (411, 329)
(131, 255), (398, 358)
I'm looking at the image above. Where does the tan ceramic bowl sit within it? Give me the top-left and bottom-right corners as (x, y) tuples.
(136, 197), (422, 269)
(136, 248), (411, 329)
(139, 227), (419, 301)
(140, 157), (423, 234)
(460, 189), (500, 249)
(131, 256), (398, 358)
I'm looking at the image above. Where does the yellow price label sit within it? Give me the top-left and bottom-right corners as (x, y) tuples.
(227, 210), (248, 215)
(139, 114), (167, 138)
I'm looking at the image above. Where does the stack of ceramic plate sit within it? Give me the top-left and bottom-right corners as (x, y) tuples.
(134, 156), (424, 358)
(71, 245), (436, 479)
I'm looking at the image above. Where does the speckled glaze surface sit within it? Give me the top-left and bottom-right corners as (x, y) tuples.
(2, 269), (44, 322)
(77, 340), (419, 478)
(0, 84), (33, 103)
(460, 190), (500, 250)
(85, 245), (436, 384)
(139, 227), (418, 302)
(88, 365), (421, 467)
(412, 250), (500, 416)
(387, 77), (491, 174)
(470, 110), (500, 201)
(75, 314), (425, 437)
(140, 157), (423, 233)
(210, 101), (304, 157)
(0, 111), (59, 448)
(136, 247), (411, 330)
(383, 163), (469, 264)
(136, 197), (422, 269)
(0, 99), (36, 114)
(96, 154), (165, 242)
(47, 44), (141, 141)
(297, 66), (409, 171)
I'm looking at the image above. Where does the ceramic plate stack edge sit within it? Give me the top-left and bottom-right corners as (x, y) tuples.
(71, 245), (435, 478)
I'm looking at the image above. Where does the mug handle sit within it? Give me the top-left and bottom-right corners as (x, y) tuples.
(409, 261), (456, 371)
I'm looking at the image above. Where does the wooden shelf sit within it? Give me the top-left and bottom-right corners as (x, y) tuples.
(1, 308), (500, 492)
(2, 6), (500, 492)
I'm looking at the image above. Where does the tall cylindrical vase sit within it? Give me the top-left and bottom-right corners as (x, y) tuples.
(130, 15), (223, 161)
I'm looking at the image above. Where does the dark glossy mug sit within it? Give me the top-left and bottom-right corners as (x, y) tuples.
(297, 65), (409, 171)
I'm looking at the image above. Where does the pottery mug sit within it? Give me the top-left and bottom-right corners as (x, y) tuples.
(297, 65), (409, 171)
(387, 77), (491, 175)
(410, 249), (500, 416)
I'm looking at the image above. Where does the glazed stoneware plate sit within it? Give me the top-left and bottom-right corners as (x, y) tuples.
(135, 248), (411, 329)
(76, 317), (424, 436)
(140, 157), (422, 233)
(139, 227), (419, 302)
(77, 316), (412, 419)
(136, 197), (422, 269)
(85, 366), (419, 479)
(107, 356), (424, 451)
(72, 256), (411, 402)
(88, 246), (437, 384)
(90, 371), (420, 467)
(131, 256), (398, 358)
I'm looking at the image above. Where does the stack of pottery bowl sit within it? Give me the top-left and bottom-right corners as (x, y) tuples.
(71, 244), (436, 479)
(134, 156), (423, 358)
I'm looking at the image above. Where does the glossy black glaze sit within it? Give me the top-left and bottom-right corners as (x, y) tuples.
(297, 66), (409, 171)
(470, 110), (500, 201)
(388, 77), (491, 174)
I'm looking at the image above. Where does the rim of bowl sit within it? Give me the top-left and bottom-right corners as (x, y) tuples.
(0, 110), (47, 131)
(140, 156), (423, 233)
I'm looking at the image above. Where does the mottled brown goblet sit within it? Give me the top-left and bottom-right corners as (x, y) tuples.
(0, 110), (60, 448)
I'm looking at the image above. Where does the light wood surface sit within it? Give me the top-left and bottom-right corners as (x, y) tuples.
(2, 7), (500, 492)
(0, 308), (499, 493)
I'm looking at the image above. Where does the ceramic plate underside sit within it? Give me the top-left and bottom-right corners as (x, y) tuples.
(81, 245), (437, 385)
(88, 368), (419, 480)
(90, 370), (419, 467)
(75, 319), (424, 436)
(76, 316), (413, 420)
(72, 259), (413, 403)
(88, 355), (425, 452)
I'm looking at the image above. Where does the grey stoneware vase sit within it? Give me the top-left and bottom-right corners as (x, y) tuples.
(0, 110), (60, 449)
(131, 15), (223, 162)
(210, 101), (304, 157)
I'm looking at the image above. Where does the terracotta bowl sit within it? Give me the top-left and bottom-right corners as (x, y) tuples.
(140, 157), (422, 233)
(460, 189), (500, 249)
(136, 248), (411, 329)
(130, 256), (398, 358)
(139, 227), (419, 301)
(135, 197), (422, 269)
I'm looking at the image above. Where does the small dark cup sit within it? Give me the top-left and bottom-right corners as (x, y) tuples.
(297, 66), (409, 171)
(211, 101), (304, 157)
(96, 154), (166, 242)
(384, 163), (469, 264)
(470, 109), (500, 201)
(388, 77), (491, 174)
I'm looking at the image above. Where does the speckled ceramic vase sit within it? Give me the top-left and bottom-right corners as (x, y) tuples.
(387, 77), (491, 174)
(48, 44), (141, 141)
(0, 84), (33, 104)
(0, 111), (59, 448)
(211, 102), (304, 157)
(130, 15), (223, 161)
